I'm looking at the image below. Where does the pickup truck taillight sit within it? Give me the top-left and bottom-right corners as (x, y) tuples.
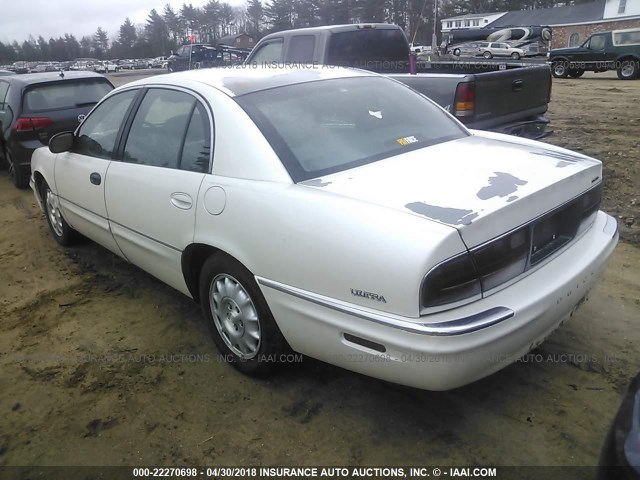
(454, 82), (475, 118)
(14, 117), (53, 132)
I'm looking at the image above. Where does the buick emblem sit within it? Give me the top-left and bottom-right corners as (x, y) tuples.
(78, 114), (86, 123)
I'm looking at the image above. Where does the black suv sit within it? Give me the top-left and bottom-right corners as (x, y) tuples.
(550, 29), (640, 80)
(0, 71), (113, 188)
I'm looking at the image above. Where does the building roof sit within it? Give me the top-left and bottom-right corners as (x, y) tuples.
(443, 12), (506, 21)
(488, 0), (605, 27)
(217, 33), (254, 45)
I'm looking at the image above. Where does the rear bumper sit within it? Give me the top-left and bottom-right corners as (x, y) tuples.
(489, 115), (551, 140)
(258, 211), (618, 391)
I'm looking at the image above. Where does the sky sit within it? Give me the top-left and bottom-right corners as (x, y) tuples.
(0, 0), (245, 45)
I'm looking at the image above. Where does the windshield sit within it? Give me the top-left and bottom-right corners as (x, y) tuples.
(235, 76), (468, 182)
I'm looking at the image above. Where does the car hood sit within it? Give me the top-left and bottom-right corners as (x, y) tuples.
(300, 132), (602, 248)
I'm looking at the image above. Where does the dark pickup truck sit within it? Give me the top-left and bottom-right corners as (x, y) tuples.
(246, 24), (553, 139)
(550, 28), (640, 80)
(167, 43), (251, 72)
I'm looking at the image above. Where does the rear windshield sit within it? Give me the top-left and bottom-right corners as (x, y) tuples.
(236, 76), (467, 182)
(23, 79), (113, 112)
(326, 29), (410, 66)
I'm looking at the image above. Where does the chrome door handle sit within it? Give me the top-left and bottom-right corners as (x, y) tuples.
(170, 192), (193, 210)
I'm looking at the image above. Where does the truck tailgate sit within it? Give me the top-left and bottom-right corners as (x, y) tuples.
(387, 63), (552, 138)
(472, 64), (551, 129)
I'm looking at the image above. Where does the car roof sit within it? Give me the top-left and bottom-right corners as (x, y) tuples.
(123, 65), (377, 97)
(2, 70), (109, 86)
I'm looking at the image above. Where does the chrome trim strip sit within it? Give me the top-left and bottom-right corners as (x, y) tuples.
(256, 277), (514, 336)
(603, 214), (618, 236)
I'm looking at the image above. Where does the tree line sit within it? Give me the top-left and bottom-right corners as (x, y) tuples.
(0, 0), (593, 63)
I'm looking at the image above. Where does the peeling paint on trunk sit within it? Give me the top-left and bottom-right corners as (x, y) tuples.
(477, 172), (528, 200)
(303, 178), (332, 187)
(405, 202), (479, 225)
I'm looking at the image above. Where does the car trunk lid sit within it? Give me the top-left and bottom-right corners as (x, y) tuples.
(300, 133), (602, 248)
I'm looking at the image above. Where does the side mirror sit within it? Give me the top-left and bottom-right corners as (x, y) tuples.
(49, 131), (74, 153)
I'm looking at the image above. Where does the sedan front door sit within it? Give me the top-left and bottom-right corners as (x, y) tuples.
(55, 89), (139, 256)
(104, 87), (212, 294)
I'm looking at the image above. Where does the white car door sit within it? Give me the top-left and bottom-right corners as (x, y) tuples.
(104, 87), (211, 294)
(55, 89), (139, 256)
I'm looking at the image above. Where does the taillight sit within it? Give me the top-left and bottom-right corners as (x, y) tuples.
(421, 253), (481, 308)
(454, 82), (475, 117)
(422, 184), (602, 310)
(14, 117), (53, 132)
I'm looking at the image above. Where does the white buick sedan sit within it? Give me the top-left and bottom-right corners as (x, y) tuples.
(30, 66), (618, 390)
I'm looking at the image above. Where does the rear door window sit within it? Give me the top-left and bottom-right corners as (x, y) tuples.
(287, 35), (316, 62)
(122, 88), (196, 169)
(23, 79), (113, 112)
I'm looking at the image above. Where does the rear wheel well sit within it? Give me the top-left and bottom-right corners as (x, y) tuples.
(33, 171), (46, 197)
(182, 243), (222, 302)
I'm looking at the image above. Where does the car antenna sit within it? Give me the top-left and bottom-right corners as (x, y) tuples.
(59, 69), (64, 78)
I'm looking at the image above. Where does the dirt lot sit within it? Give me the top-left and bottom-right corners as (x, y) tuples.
(0, 71), (639, 475)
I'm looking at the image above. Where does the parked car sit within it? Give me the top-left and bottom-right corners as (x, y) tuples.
(0, 69), (15, 76)
(451, 42), (482, 57)
(11, 61), (29, 74)
(0, 71), (113, 188)
(598, 371), (640, 479)
(550, 28), (640, 80)
(477, 41), (525, 59)
(94, 61), (119, 73)
(30, 67), (617, 390)
(151, 56), (168, 68)
(117, 59), (135, 70)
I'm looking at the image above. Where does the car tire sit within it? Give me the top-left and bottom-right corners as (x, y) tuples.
(483, 51), (492, 59)
(199, 253), (290, 376)
(568, 69), (585, 78)
(511, 52), (521, 60)
(453, 48), (461, 56)
(551, 61), (569, 78)
(41, 182), (77, 246)
(617, 59), (639, 80)
(6, 149), (29, 189)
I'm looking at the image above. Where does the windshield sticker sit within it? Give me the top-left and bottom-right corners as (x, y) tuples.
(396, 136), (418, 146)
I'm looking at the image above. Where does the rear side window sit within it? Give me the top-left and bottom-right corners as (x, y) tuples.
(288, 35), (316, 62)
(23, 79), (113, 112)
(74, 89), (138, 159)
(180, 103), (211, 173)
(0, 81), (9, 112)
(613, 30), (640, 45)
(327, 29), (409, 66)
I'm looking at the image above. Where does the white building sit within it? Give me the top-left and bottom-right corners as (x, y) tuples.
(441, 12), (507, 33)
(604, 0), (640, 19)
